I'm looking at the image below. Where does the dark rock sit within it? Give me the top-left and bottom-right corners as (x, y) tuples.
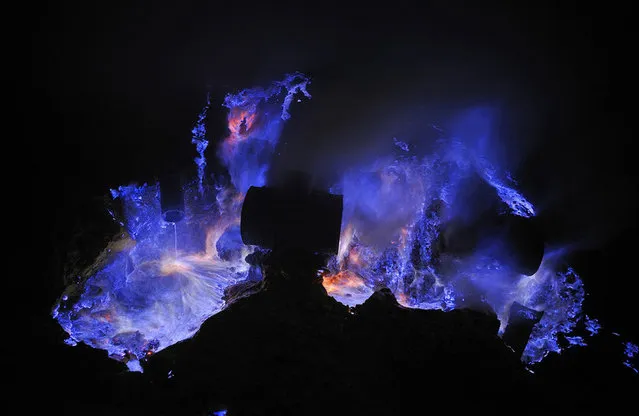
(502, 302), (544, 357)
(143, 264), (532, 415)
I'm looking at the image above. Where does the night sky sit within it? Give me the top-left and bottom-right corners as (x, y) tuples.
(29, 1), (637, 413)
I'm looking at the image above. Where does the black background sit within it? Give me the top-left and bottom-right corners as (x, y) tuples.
(27, 0), (638, 413)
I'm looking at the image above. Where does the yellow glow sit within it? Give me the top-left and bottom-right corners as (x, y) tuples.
(160, 259), (193, 275)
(322, 270), (366, 296)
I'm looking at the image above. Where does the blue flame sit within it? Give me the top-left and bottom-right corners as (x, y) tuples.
(324, 114), (593, 366)
(585, 316), (601, 336)
(110, 184), (162, 241)
(220, 72), (311, 193)
(477, 158), (535, 218)
(623, 342), (638, 373)
(54, 73), (633, 374)
(192, 94), (211, 195)
(53, 74), (310, 371)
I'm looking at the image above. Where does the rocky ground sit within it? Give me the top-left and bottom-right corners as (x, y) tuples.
(31, 245), (637, 415)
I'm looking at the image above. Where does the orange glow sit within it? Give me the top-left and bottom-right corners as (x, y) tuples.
(230, 192), (245, 211)
(322, 270), (366, 296)
(226, 109), (258, 145)
(390, 227), (410, 249)
(202, 219), (241, 259)
(100, 312), (113, 322)
(396, 291), (411, 307)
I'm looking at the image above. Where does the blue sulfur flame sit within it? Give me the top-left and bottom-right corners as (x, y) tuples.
(323, 129), (591, 365)
(623, 342), (638, 373)
(192, 94), (211, 196)
(53, 73), (634, 374)
(220, 72), (311, 193)
(585, 316), (601, 336)
(53, 73), (311, 371)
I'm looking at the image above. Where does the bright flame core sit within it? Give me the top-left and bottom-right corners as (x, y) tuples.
(322, 270), (374, 307)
